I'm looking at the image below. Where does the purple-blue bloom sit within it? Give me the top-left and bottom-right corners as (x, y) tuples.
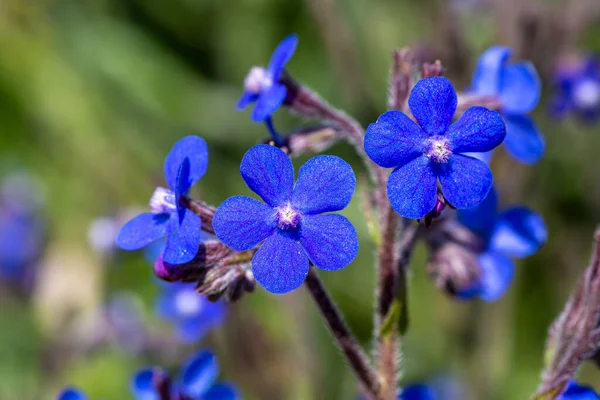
(237, 34), (298, 122)
(212, 144), (358, 294)
(558, 380), (600, 400)
(116, 136), (208, 265)
(364, 76), (506, 220)
(551, 56), (600, 122)
(471, 46), (544, 164)
(156, 282), (226, 343)
(131, 350), (238, 400)
(57, 387), (87, 400)
(458, 187), (547, 301)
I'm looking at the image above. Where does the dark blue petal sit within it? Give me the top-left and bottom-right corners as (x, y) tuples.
(236, 91), (259, 110)
(251, 83), (287, 122)
(131, 369), (161, 400)
(251, 231), (309, 294)
(559, 380), (600, 400)
(472, 46), (511, 96)
(57, 388), (87, 400)
(364, 110), (427, 168)
(267, 34), (298, 77)
(203, 383), (239, 400)
(116, 212), (169, 251)
(446, 106), (506, 153)
(499, 62), (541, 113)
(164, 136), (209, 192)
(408, 77), (457, 136)
(292, 155), (356, 214)
(489, 207), (547, 258)
(457, 186), (499, 240)
(502, 114), (545, 164)
(176, 158), (191, 223)
(212, 196), (276, 251)
(439, 154), (493, 210)
(387, 155), (437, 219)
(163, 211), (202, 264)
(478, 251), (515, 302)
(401, 384), (437, 400)
(181, 350), (219, 398)
(299, 214), (358, 271)
(240, 144), (294, 207)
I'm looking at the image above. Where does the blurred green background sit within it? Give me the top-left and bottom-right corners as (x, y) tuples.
(1, 0), (600, 399)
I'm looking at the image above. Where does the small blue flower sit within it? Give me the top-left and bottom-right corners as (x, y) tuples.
(237, 34), (298, 122)
(551, 56), (600, 122)
(458, 187), (547, 301)
(558, 380), (600, 400)
(131, 350), (238, 400)
(116, 136), (208, 265)
(213, 144), (358, 294)
(471, 46), (544, 164)
(57, 387), (87, 400)
(156, 282), (226, 343)
(364, 76), (506, 220)
(401, 384), (437, 400)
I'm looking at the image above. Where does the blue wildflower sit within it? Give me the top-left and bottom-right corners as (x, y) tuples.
(155, 282), (226, 343)
(57, 387), (87, 400)
(364, 76), (506, 220)
(131, 350), (238, 400)
(458, 187), (547, 301)
(401, 384), (437, 400)
(471, 46), (544, 164)
(551, 56), (600, 122)
(558, 380), (600, 400)
(237, 34), (298, 122)
(212, 144), (358, 294)
(116, 136), (208, 265)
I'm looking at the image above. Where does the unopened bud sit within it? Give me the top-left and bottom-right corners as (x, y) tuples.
(428, 241), (481, 297)
(198, 259), (255, 303)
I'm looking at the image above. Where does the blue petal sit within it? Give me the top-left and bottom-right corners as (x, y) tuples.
(559, 380), (600, 400)
(472, 46), (512, 96)
(164, 136), (209, 192)
(116, 212), (169, 251)
(176, 158), (191, 223)
(251, 231), (309, 294)
(57, 388), (87, 400)
(291, 155), (356, 214)
(502, 114), (545, 164)
(130, 369), (161, 400)
(462, 150), (493, 165)
(181, 350), (219, 398)
(240, 144), (294, 207)
(446, 107), (506, 153)
(387, 155), (437, 219)
(401, 384), (437, 400)
(479, 251), (515, 302)
(364, 110), (427, 168)
(267, 34), (298, 77)
(408, 77), (457, 136)
(457, 186), (499, 240)
(439, 154), (493, 210)
(236, 91), (258, 110)
(163, 210), (202, 265)
(499, 62), (541, 113)
(251, 83), (287, 122)
(299, 214), (358, 271)
(212, 196), (276, 251)
(203, 383), (239, 400)
(489, 207), (547, 258)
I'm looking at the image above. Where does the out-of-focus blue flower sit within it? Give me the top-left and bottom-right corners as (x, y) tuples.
(471, 46), (544, 164)
(156, 283), (226, 343)
(558, 380), (600, 400)
(116, 136), (208, 265)
(401, 384), (437, 400)
(551, 56), (600, 122)
(458, 187), (547, 301)
(213, 144), (358, 294)
(364, 76), (505, 219)
(237, 34), (298, 122)
(57, 387), (87, 400)
(131, 350), (238, 400)
(398, 375), (465, 400)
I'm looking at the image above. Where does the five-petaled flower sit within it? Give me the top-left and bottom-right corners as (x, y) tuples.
(470, 46), (544, 164)
(212, 144), (358, 294)
(116, 136), (208, 265)
(457, 187), (547, 301)
(364, 76), (506, 220)
(558, 380), (600, 400)
(551, 56), (600, 122)
(237, 34), (298, 122)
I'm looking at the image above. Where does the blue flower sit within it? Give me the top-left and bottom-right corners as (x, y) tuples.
(116, 136), (208, 265)
(458, 187), (547, 301)
(156, 282), (226, 343)
(471, 46), (544, 164)
(401, 384), (437, 400)
(237, 34), (298, 122)
(551, 56), (600, 122)
(57, 387), (87, 400)
(131, 350), (238, 400)
(558, 380), (600, 400)
(213, 144), (358, 294)
(364, 76), (506, 220)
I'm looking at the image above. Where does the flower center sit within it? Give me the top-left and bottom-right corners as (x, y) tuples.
(573, 78), (600, 108)
(149, 187), (177, 214)
(276, 203), (301, 230)
(174, 289), (203, 317)
(425, 137), (453, 163)
(244, 67), (273, 94)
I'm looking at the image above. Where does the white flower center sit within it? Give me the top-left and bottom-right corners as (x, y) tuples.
(573, 79), (600, 108)
(244, 67), (273, 94)
(149, 187), (176, 214)
(426, 137), (453, 163)
(174, 289), (203, 317)
(276, 203), (300, 229)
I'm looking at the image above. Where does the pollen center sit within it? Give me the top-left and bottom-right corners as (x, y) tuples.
(426, 137), (453, 163)
(149, 187), (177, 214)
(573, 78), (600, 108)
(244, 67), (273, 94)
(276, 203), (301, 230)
